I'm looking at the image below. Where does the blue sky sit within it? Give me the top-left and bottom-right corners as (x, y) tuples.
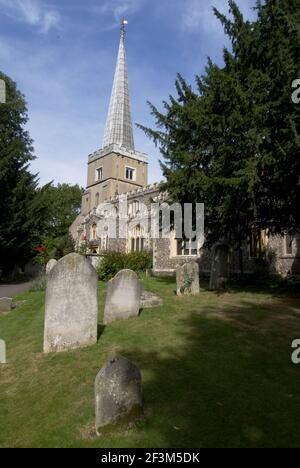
(0, 0), (258, 187)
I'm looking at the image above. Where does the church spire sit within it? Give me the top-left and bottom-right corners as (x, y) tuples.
(102, 19), (135, 152)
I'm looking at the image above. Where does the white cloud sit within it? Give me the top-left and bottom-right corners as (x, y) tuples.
(96, 0), (144, 21)
(0, 0), (60, 33)
(182, 0), (257, 34)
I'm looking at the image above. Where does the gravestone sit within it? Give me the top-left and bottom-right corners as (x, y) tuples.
(46, 259), (57, 275)
(140, 291), (163, 309)
(104, 270), (142, 324)
(0, 298), (12, 313)
(95, 356), (143, 432)
(0, 79), (5, 104)
(43, 253), (98, 353)
(0, 340), (6, 364)
(176, 261), (200, 296)
(209, 244), (231, 290)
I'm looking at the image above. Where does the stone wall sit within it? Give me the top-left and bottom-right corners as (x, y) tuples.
(269, 234), (300, 276)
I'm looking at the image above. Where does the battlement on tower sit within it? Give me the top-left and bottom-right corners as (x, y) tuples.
(88, 144), (148, 165)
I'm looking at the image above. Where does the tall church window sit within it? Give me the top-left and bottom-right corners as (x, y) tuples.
(96, 167), (103, 182)
(128, 200), (140, 217)
(125, 167), (136, 181)
(95, 193), (99, 206)
(129, 225), (145, 252)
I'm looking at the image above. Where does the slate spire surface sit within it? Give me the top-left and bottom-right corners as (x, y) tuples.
(102, 21), (135, 152)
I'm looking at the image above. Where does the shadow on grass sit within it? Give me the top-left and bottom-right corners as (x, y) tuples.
(119, 297), (300, 448)
(151, 275), (296, 298)
(97, 325), (106, 342)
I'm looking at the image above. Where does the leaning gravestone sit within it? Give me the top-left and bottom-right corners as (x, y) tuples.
(46, 259), (57, 275)
(0, 298), (12, 313)
(95, 356), (143, 432)
(0, 340), (6, 364)
(43, 253), (98, 353)
(104, 270), (142, 324)
(176, 261), (200, 296)
(209, 243), (231, 290)
(0, 79), (5, 104)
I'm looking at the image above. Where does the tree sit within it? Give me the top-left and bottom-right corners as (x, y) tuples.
(41, 183), (83, 239)
(139, 0), (300, 273)
(34, 183), (83, 264)
(0, 72), (46, 274)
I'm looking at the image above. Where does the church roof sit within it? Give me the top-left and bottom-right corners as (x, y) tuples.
(102, 22), (135, 152)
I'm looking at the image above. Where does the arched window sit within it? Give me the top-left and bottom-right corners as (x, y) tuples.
(95, 193), (100, 206)
(128, 200), (140, 217)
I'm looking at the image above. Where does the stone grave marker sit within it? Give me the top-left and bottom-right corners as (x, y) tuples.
(176, 261), (200, 296)
(104, 270), (142, 324)
(0, 340), (6, 364)
(209, 243), (231, 290)
(95, 356), (143, 432)
(43, 253), (98, 353)
(46, 259), (57, 275)
(0, 298), (12, 313)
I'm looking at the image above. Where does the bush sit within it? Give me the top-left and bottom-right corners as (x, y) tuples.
(273, 275), (300, 294)
(96, 251), (152, 281)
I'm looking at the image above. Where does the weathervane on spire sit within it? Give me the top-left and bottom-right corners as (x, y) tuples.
(121, 18), (128, 38)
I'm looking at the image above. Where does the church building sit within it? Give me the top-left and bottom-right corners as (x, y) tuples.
(71, 22), (300, 278)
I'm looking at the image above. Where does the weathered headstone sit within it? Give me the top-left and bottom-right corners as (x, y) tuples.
(0, 298), (12, 313)
(0, 79), (6, 104)
(140, 291), (163, 309)
(46, 259), (57, 275)
(43, 253), (98, 353)
(104, 270), (142, 324)
(0, 340), (6, 364)
(209, 243), (231, 290)
(95, 356), (143, 432)
(176, 261), (200, 296)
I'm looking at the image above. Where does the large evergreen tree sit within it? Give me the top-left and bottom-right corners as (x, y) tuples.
(139, 0), (300, 269)
(0, 72), (46, 274)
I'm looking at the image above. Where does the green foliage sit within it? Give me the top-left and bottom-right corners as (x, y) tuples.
(39, 183), (83, 239)
(0, 72), (46, 274)
(32, 183), (82, 264)
(0, 73), (81, 274)
(33, 234), (75, 265)
(139, 0), (300, 263)
(96, 251), (152, 281)
(275, 275), (300, 294)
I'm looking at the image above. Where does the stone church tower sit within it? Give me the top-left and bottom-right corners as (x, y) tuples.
(80, 21), (148, 217)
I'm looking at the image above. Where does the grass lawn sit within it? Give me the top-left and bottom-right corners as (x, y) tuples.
(0, 276), (300, 448)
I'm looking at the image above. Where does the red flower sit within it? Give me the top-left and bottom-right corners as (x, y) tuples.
(35, 246), (46, 253)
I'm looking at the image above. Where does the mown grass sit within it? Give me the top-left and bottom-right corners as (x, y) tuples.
(0, 276), (300, 448)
